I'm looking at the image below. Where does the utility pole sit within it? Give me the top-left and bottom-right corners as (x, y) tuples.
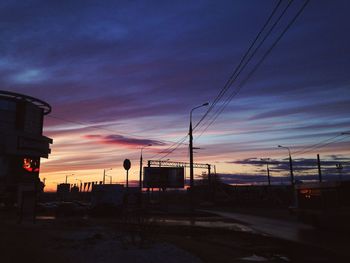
(139, 144), (152, 190)
(278, 145), (294, 186)
(189, 120), (194, 188)
(103, 168), (112, 184)
(207, 164), (211, 185)
(261, 158), (271, 186)
(65, 174), (73, 184)
(289, 154), (294, 186)
(317, 154), (322, 182)
(189, 102), (209, 190)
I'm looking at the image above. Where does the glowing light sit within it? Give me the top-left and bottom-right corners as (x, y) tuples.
(23, 158), (40, 173)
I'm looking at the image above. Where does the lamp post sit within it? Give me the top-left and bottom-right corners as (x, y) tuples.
(278, 145), (294, 186)
(65, 174), (74, 184)
(139, 144), (152, 190)
(103, 168), (112, 184)
(261, 158), (271, 186)
(189, 102), (209, 189)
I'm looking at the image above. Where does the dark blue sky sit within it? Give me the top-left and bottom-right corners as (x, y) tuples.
(1, 0), (349, 186)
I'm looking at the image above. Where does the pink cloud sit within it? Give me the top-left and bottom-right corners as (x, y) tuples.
(84, 134), (166, 148)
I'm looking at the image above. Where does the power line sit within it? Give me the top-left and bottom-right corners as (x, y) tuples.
(292, 133), (343, 155)
(194, 0), (285, 131)
(148, 135), (188, 160)
(293, 134), (350, 157)
(188, 0), (292, 160)
(159, 135), (189, 160)
(48, 115), (194, 165)
(48, 114), (185, 146)
(195, 0), (293, 135)
(195, 0), (310, 139)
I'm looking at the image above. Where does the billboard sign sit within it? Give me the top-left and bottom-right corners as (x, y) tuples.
(143, 167), (184, 188)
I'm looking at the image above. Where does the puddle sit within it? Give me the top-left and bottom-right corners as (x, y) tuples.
(36, 215), (257, 234)
(156, 218), (257, 233)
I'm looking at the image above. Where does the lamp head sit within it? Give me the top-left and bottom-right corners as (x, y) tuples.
(202, 102), (209, 106)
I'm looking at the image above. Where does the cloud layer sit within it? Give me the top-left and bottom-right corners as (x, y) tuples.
(0, 1), (349, 188)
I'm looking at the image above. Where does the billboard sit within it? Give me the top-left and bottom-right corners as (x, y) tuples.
(143, 167), (184, 188)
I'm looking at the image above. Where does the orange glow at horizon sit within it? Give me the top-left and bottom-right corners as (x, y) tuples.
(39, 121), (350, 192)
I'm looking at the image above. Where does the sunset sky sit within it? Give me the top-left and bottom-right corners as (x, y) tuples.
(1, 0), (349, 190)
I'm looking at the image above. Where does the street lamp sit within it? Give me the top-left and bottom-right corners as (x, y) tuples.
(261, 158), (271, 186)
(103, 168), (112, 184)
(139, 144), (152, 190)
(278, 145), (294, 186)
(189, 102), (209, 189)
(65, 174), (74, 184)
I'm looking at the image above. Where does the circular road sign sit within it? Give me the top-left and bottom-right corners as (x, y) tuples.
(123, 159), (131, 171)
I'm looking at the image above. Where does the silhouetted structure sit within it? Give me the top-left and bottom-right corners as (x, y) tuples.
(0, 90), (52, 206)
(57, 183), (70, 201)
(292, 181), (350, 227)
(91, 184), (124, 207)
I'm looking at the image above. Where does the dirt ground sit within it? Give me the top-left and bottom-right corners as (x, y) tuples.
(0, 213), (343, 263)
(159, 225), (339, 262)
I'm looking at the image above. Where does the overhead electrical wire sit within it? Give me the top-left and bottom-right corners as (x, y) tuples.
(293, 134), (350, 157)
(48, 114), (186, 146)
(291, 133), (343, 155)
(195, 0), (293, 135)
(194, 0), (285, 131)
(56, 0), (309, 162)
(154, 0), (309, 160)
(195, 0), (310, 140)
(159, 135), (189, 160)
(148, 135), (188, 160)
(157, 0), (289, 160)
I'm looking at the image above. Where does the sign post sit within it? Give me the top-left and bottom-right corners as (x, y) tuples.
(123, 159), (131, 190)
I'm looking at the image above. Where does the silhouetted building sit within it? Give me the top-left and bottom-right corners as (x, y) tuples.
(0, 90), (52, 205)
(57, 183), (70, 201)
(91, 184), (125, 207)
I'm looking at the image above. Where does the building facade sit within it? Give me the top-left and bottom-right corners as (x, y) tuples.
(0, 90), (52, 205)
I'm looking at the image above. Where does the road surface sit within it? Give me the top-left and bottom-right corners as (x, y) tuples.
(201, 209), (350, 258)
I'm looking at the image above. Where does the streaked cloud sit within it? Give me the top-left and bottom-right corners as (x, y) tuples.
(0, 0), (349, 189)
(84, 134), (166, 147)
